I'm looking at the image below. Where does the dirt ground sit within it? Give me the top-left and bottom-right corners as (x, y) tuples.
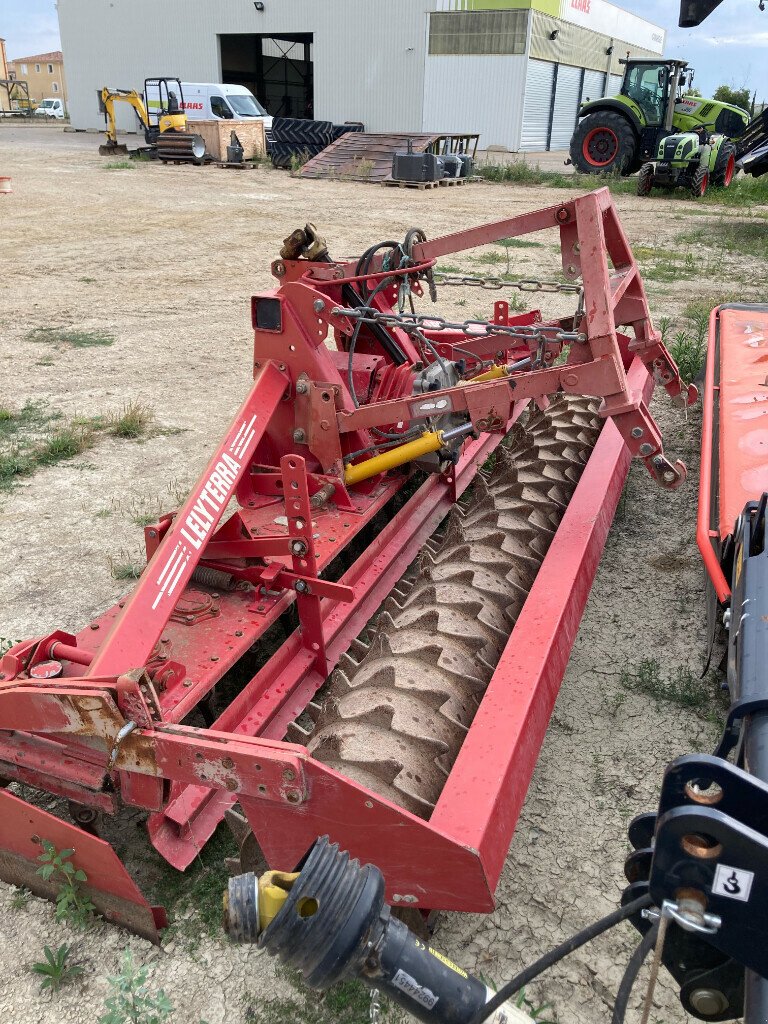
(1, 125), (766, 1024)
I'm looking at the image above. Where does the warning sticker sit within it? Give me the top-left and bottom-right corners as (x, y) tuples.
(392, 969), (439, 1010)
(712, 863), (754, 903)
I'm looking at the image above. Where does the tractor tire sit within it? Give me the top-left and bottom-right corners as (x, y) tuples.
(303, 397), (602, 818)
(570, 112), (638, 176)
(712, 140), (737, 188)
(691, 165), (710, 198)
(637, 163), (655, 197)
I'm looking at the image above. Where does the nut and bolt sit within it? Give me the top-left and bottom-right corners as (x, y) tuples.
(295, 580), (309, 594)
(631, 427), (644, 439)
(639, 443), (654, 457)
(291, 540), (308, 556)
(283, 769), (296, 782)
(293, 429), (306, 443)
(313, 299), (326, 313)
(295, 380), (309, 395)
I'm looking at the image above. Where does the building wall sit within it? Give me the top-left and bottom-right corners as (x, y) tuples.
(57, 0), (439, 132)
(7, 57), (67, 106)
(0, 39), (8, 111)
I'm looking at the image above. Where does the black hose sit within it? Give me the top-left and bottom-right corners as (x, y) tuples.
(470, 894), (653, 1024)
(611, 925), (659, 1024)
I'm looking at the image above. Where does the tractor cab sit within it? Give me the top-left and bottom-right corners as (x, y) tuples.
(619, 59), (691, 129)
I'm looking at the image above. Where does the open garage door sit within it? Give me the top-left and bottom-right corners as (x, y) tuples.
(220, 33), (314, 119)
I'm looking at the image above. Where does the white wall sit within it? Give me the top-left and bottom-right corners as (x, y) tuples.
(422, 53), (528, 150)
(57, 0), (438, 132)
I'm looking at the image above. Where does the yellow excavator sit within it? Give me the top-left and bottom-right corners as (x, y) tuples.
(99, 77), (206, 163)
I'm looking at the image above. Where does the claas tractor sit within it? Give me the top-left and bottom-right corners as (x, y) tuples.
(569, 58), (748, 177)
(636, 128), (736, 197)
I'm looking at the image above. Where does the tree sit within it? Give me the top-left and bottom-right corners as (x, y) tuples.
(713, 84), (751, 111)
(684, 86), (703, 97)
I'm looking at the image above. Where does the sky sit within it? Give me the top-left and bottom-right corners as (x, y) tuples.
(2, 0), (767, 101)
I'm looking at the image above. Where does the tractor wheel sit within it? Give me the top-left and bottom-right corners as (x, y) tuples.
(712, 141), (737, 188)
(570, 112), (637, 176)
(637, 163), (655, 197)
(691, 165), (710, 198)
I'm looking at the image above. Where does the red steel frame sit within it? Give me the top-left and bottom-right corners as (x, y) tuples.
(0, 189), (693, 934)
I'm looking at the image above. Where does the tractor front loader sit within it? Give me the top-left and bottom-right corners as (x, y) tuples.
(0, 189), (695, 942)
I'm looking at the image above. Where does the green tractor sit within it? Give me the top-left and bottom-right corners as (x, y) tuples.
(569, 58), (749, 178)
(636, 129), (735, 197)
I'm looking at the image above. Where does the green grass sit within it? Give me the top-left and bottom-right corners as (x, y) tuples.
(108, 401), (153, 439)
(498, 237), (542, 249)
(244, 967), (389, 1024)
(620, 658), (728, 727)
(27, 326), (115, 348)
(103, 159), (136, 170)
(477, 160), (768, 208)
(109, 561), (143, 581)
(677, 218), (768, 262)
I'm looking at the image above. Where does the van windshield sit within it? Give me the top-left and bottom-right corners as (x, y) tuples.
(226, 93), (267, 117)
(40, 100), (54, 108)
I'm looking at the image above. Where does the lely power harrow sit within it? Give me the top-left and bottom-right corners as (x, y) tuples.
(0, 188), (694, 942)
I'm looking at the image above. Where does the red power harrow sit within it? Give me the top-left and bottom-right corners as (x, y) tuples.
(0, 188), (695, 941)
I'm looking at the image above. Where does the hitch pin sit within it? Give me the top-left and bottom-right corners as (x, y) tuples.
(107, 720), (138, 774)
(642, 897), (721, 936)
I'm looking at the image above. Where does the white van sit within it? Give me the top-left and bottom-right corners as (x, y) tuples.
(179, 83), (272, 134)
(35, 97), (65, 119)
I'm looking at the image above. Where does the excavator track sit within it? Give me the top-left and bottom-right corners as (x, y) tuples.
(304, 396), (602, 817)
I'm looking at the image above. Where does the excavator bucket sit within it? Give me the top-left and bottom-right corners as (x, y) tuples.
(99, 142), (129, 157)
(0, 189), (696, 934)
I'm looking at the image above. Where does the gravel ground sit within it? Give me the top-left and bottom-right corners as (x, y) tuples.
(1, 125), (765, 1024)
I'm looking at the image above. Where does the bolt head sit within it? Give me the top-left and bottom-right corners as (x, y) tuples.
(639, 443), (654, 457)
(689, 989), (729, 1016)
(293, 429), (306, 443)
(313, 299), (326, 313)
(295, 380), (308, 395)
(631, 427), (644, 439)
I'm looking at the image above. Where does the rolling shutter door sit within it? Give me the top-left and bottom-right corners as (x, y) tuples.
(549, 64), (582, 149)
(608, 73), (623, 96)
(581, 69), (606, 104)
(521, 59), (555, 151)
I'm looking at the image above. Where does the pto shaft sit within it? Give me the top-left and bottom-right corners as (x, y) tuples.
(224, 836), (530, 1024)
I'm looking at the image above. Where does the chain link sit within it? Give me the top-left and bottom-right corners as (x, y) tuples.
(432, 272), (582, 294)
(369, 988), (381, 1024)
(332, 305), (586, 345)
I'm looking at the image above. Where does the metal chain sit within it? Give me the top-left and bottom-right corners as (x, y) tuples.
(331, 305), (586, 345)
(369, 988), (381, 1024)
(432, 272), (582, 294)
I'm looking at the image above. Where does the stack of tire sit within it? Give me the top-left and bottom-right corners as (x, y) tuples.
(269, 119), (364, 169)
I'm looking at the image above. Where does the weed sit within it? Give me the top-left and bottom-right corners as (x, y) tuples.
(101, 951), (173, 1024)
(95, 508), (112, 519)
(516, 990), (558, 1023)
(289, 149), (311, 173)
(36, 425), (95, 466)
(620, 658), (728, 726)
(31, 944), (83, 993)
(498, 237), (541, 250)
(10, 885), (31, 909)
(27, 326), (116, 348)
(79, 277), (97, 284)
(244, 969), (377, 1024)
(0, 448), (34, 488)
(109, 401), (153, 439)
(474, 250), (505, 265)
(36, 841), (96, 927)
(110, 560), (143, 581)
(103, 160), (136, 170)
(678, 219), (768, 263)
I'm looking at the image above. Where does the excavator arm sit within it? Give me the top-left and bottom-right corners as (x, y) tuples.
(99, 87), (150, 156)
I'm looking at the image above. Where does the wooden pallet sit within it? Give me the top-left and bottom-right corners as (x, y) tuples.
(214, 161), (261, 170)
(382, 177), (468, 191)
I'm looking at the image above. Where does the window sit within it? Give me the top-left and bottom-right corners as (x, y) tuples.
(48, 63), (53, 74)
(429, 10), (528, 56)
(210, 95), (234, 119)
(21, 64), (27, 74)
(622, 63), (667, 124)
(226, 93), (267, 117)
(52, 82), (59, 93)
(35, 63), (40, 73)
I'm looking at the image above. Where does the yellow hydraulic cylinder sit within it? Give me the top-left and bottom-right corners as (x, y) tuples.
(344, 430), (443, 487)
(462, 364), (508, 385)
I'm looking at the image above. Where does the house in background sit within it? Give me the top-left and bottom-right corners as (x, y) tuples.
(8, 50), (67, 109)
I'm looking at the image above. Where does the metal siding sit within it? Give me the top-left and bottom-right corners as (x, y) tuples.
(57, 0), (439, 132)
(581, 69), (606, 104)
(530, 12), (662, 75)
(423, 53), (527, 151)
(520, 59), (554, 151)
(550, 63), (581, 149)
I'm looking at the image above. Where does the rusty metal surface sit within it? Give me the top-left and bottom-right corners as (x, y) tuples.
(300, 133), (441, 182)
